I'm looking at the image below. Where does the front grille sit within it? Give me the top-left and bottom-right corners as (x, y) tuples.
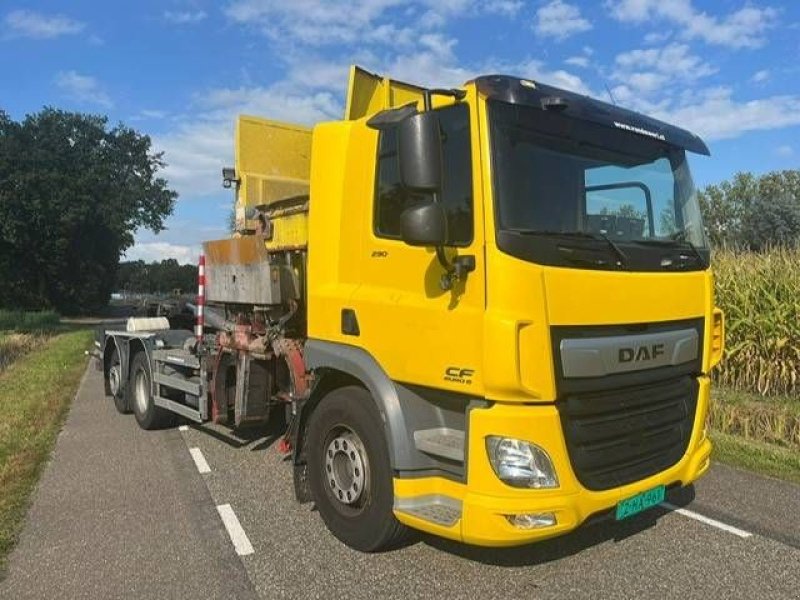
(558, 377), (698, 491)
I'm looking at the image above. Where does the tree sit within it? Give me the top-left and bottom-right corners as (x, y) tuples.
(698, 170), (800, 250)
(0, 108), (177, 313)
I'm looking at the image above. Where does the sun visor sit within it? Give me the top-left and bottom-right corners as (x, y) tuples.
(473, 75), (710, 156)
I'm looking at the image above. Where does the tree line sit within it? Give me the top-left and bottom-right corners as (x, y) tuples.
(116, 259), (197, 295)
(698, 170), (800, 250)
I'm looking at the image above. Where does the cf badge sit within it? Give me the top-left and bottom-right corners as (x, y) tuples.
(444, 367), (475, 385)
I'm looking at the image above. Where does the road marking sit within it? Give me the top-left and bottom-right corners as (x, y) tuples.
(217, 504), (254, 556)
(189, 447), (211, 474)
(178, 425), (189, 432)
(661, 502), (752, 539)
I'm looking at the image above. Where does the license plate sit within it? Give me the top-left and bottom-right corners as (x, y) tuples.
(615, 485), (666, 520)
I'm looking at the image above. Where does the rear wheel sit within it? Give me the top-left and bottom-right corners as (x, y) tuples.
(107, 348), (130, 414)
(306, 385), (408, 552)
(130, 352), (175, 430)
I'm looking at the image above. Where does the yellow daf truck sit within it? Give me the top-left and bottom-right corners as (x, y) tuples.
(100, 66), (724, 552)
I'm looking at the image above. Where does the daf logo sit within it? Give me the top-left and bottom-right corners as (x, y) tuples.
(618, 343), (665, 363)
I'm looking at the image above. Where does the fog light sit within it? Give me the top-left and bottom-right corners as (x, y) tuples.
(505, 512), (557, 529)
(486, 436), (558, 489)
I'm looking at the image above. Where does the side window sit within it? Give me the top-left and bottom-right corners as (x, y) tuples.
(374, 103), (473, 246)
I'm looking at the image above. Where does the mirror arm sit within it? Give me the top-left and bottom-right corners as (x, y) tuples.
(430, 189), (455, 284)
(438, 253), (476, 291)
(422, 88), (467, 113)
(435, 246), (454, 273)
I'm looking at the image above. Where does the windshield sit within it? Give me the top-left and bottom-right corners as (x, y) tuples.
(489, 100), (709, 271)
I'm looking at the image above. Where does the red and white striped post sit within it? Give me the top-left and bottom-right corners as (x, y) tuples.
(196, 254), (206, 343)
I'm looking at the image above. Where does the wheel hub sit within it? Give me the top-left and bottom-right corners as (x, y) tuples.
(134, 370), (149, 414)
(325, 432), (367, 505)
(108, 364), (121, 397)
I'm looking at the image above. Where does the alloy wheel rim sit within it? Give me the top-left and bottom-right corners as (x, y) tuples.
(324, 429), (368, 507)
(134, 369), (149, 414)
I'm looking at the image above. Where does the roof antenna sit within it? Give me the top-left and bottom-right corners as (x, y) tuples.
(604, 83), (618, 106)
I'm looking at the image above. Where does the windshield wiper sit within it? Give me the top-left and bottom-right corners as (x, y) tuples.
(633, 233), (708, 269)
(508, 229), (629, 268)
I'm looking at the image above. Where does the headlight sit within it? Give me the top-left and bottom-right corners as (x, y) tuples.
(486, 436), (558, 489)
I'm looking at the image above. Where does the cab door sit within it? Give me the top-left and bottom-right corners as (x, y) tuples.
(350, 101), (486, 394)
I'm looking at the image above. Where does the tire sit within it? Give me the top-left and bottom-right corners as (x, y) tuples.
(306, 385), (409, 552)
(130, 352), (175, 430)
(107, 348), (130, 414)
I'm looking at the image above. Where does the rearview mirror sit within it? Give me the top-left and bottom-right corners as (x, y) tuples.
(400, 202), (447, 247)
(398, 111), (443, 193)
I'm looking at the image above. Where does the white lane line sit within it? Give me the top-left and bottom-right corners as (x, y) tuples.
(178, 425), (189, 432)
(661, 502), (752, 539)
(189, 447), (211, 474)
(217, 504), (254, 556)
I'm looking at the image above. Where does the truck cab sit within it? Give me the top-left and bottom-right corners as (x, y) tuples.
(301, 67), (723, 547)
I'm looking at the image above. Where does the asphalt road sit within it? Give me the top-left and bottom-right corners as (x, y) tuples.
(3, 366), (799, 599)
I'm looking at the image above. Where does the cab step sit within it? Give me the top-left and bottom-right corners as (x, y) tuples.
(395, 495), (462, 527)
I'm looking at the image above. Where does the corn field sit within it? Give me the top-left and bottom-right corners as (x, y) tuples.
(713, 247), (800, 396)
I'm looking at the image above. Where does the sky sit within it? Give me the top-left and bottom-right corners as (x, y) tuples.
(2, 0), (799, 264)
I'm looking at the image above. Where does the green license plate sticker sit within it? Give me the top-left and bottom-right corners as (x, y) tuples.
(615, 485), (666, 520)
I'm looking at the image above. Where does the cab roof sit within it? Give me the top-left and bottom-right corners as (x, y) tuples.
(472, 75), (710, 156)
(345, 66), (709, 156)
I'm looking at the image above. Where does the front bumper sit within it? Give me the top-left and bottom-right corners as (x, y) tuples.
(393, 376), (712, 547)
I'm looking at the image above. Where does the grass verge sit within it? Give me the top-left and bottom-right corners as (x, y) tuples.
(711, 431), (800, 485)
(0, 329), (92, 577)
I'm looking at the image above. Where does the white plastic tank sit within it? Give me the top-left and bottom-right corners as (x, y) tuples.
(126, 317), (170, 332)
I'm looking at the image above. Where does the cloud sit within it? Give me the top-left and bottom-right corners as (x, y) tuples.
(163, 10), (208, 24)
(606, 0), (777, 49)
(123, 242), (200, 264)
(775, 145), (793, 157)
(751, 69), (770, 83)
(3, 9), (85, 39)
(224, 0), (408, 45)
(384, 34), (473, 88)
(224, 0), (525, 46)
(55, 71), (113, 108)
(130, 109), (169, 121)
(643, 31), (671, 44)
(484, 1), (524, 17)
(565, 56), (590, 68)
(654, 87), (800, 141)
(534, 0), (592, 40)
(611, 43), (716, 97)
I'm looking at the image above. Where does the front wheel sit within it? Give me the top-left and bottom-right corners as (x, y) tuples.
(306, 386), (409, 552)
